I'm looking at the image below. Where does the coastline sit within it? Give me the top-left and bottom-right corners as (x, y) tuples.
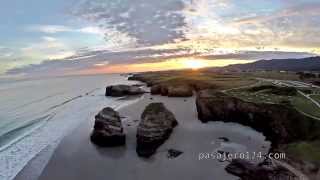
(0, 74), (140, 180)
(14, 95), (143, 180)
(14, 72), (310, 180)
(129, 71), (320, 179)
(38, 93), (270, 180)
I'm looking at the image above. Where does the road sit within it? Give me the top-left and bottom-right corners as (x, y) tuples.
(298, 90), (320, 109)
(257, 78), (320, 108)
(256, 78), (320, 89)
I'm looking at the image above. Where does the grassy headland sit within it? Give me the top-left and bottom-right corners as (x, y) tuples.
(129, 69), (320, 179)
(129, 70), (257, 91)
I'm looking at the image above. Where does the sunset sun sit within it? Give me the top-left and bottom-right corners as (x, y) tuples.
(183, 59), (207, 70)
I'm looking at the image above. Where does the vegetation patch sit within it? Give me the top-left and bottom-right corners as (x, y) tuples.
(310, 95), (320, 104)
(291, 94), (320, 118)
(129, 70), (257, 91)
(247, 85), (297, 96)
(286, 141), (320, 164)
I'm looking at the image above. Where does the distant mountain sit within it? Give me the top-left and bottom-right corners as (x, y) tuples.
(222, 56), (320, 72)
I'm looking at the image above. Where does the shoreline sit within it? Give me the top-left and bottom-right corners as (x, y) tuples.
(13, 95), (143, 180)
(38, 93), (270, 180)
(15, 74), (308, 180)
(0, 74), (139, 180)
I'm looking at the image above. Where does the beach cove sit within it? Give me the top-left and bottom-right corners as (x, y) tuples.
(33, 91), (270, 180)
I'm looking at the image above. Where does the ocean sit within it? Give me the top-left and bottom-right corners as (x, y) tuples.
(0, 74), (137, 180)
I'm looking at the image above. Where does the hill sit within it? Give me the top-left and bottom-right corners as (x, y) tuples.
(222, 56), (320, 71)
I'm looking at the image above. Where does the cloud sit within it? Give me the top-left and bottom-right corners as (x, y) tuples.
(42, 36), (57, 42)
(6, 48), (316, 76)
(5, 48), (194, 75)
(26, 25), (106, 35)
(27, 25), (73, 33)
(0, 47), (14, 58)
(173, 0), (320, 49)
(20, 37), (75, 60)
(78, 26), (104, 35)
(94, 61), (110, 67)
(71, 0), (188, 46)
(4, 0), (320, 77)
(233, 2), (320, 25)
(229, 2), (320, 47)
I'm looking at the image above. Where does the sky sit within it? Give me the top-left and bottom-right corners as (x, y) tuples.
(1, 0), (320, 77)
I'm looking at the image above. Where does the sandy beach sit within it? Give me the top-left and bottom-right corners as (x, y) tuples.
(32, 93), (270, 180)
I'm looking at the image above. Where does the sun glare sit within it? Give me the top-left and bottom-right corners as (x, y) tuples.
(183, 59), (207, 69)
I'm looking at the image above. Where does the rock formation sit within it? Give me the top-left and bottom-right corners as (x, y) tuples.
(150, 84), (168, 96)
(167, 86), (193, 97)
(167, 149), (183, 159)
(225, 159), (297, 180)
(151, 84), (193, 97)
(105, 85), (145, 97)
(136, 103), (178, 157)
(195, 90), (320, 147)
(90, 107), (125, 147)
(128, 74), (154, 86)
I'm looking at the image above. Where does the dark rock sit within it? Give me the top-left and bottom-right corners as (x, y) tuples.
(150, 84), (169, 96)
(167, 86), (193, 97)
(218, 137), (230, 142)
(159, 85), (169, 96)
(167, 149), (183, 159)
(136, 103), (178, 158)
(151, 85), (162, 95)
(128, 74), (143, 81)
(90, 107), (125, 147)
(105, 85), (145, 97)
(225, 159), (297, 180)
(128, 74), (154, 86)
(195, 90), (320, 147)
(132, 84), (144, 87)
(151, 84), (193, 97)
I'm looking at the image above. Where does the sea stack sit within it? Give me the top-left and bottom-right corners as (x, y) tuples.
(105, 84), (145, 97)
(136, 103), (178, 157)
(90, 107), (125, 147)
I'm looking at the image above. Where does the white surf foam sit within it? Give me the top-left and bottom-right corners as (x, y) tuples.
(0, 74), (140, 180)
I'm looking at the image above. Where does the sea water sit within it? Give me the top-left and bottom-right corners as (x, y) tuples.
(0, 74), (136, 180)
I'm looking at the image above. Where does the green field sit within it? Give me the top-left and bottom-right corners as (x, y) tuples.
(137, 70), (320, 119)
(286, 141), (320, 164)
(291, 94), (320, 118)
(226, 84), (295, 105)
(310, 95), (320, 104)
(227, 85), (320, 119)
(243, 71), (301, 81)
(134, 70), (258, 90)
